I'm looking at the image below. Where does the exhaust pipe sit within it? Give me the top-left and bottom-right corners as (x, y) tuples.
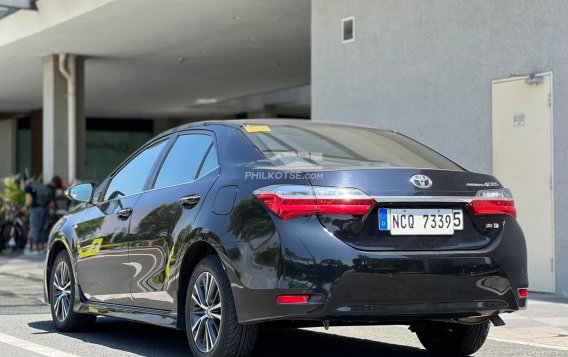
(454, 315), (505, 326)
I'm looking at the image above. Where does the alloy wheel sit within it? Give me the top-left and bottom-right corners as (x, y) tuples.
(53, 260), (72, 322)
(189, 272), (222, 353)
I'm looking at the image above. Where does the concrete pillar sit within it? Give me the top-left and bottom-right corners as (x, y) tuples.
(30, 110), (43, 177)
(76, 57), (86, 180)
(0, 119), (17, 180)
(42, 54), (85, 184)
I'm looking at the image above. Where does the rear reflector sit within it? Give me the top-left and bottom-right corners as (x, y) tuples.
(276, 295), (310, 304)
(470, 188), (516, 220)
(254, 185), (373, 220)
(518, 288), (528, 299)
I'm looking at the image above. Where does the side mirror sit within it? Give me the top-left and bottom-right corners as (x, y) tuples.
(66, 183), (95, 203)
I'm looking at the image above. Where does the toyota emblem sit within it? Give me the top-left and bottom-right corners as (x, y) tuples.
(410, 174), (433, 189)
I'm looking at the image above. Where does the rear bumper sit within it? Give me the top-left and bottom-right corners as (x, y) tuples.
(318, 272), (523, 319)
(228, 217), (528, 324)
(234, 274), (525, 324)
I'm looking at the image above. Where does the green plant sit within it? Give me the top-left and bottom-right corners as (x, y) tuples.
(0, 176), (25, 213)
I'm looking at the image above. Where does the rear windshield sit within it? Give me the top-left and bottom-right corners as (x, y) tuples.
(242, 124), (462, 171)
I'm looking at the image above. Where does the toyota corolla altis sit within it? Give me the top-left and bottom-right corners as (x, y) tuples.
(45, 120), (528, 357)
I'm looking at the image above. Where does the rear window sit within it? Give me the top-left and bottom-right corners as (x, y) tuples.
(242, 124), (462, 171)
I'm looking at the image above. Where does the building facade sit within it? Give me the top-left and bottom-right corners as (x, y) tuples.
(312, 0), (568, 296)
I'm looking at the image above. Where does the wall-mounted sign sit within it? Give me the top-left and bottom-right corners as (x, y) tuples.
(513, 113), (526, 127)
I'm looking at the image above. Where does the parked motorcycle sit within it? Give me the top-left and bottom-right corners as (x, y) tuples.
(0, 202), (29, 253)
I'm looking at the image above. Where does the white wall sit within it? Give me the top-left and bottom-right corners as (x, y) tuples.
(312, 0), (568, 295)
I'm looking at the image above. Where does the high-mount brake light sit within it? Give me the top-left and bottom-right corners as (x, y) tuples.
(470, 188), (516, 220)
(253, 185), (374, 220)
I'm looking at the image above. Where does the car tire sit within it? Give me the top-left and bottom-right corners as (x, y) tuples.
(16, 224), (27, 250)
(49, 250), (96, 332)
(185, 255), (258, 357)
(0, 222), (23, 251)
(0, 222), (8, 252)
(415, 320), (490, 357)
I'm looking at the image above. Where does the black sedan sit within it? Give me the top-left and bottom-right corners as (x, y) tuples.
(44, 120), (528, 357)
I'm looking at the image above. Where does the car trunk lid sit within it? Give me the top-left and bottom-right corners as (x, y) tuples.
(306, 168), (507, 251)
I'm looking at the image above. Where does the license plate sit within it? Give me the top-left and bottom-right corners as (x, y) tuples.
(378, 208), (464, 236)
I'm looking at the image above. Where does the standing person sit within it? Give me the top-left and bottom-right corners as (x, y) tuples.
(47, 176), (64, 203)
(47, 175), (67, 229)
(24, 179), (54, 254)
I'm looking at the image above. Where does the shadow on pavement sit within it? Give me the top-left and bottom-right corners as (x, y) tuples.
(29, 318), (429, 356)
(29, 318), (189, 356)
(255, 327), (428, 357)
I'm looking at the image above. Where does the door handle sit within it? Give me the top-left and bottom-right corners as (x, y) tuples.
(179, 194), (200, 209)
(117, 207), (133, 220)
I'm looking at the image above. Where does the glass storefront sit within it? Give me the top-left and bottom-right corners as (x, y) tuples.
(85, 130), (153, 183)
(15, 117), (154, 183)
(16, 118), (31, 175)
(85, 119), (154, 183)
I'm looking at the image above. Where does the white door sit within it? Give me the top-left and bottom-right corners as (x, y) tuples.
(492, 72), (554, 293)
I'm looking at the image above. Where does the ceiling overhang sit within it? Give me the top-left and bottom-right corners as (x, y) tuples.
(0, 0), (310, 118)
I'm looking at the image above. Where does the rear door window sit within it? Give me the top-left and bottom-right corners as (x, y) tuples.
(153, 134), (217, 189)
(104, 140), (167, 201)
(197, 144), (218, 179)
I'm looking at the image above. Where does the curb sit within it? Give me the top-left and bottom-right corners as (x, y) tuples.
(0, 270), (44, 282)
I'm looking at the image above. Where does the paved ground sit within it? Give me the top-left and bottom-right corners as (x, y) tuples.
(1, 253), (568, 356)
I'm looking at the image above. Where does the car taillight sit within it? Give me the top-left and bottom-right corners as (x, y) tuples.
(470, 188), (516, 220)
(253, 185), (317, 220)
(518, 288), (528, 299)
(313, 186), (375, 215)
(253, 185), (374, 220)
(276, 295), (310, 304)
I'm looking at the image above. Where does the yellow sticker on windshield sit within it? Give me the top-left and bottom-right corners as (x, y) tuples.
(244, 125), (271, 133)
